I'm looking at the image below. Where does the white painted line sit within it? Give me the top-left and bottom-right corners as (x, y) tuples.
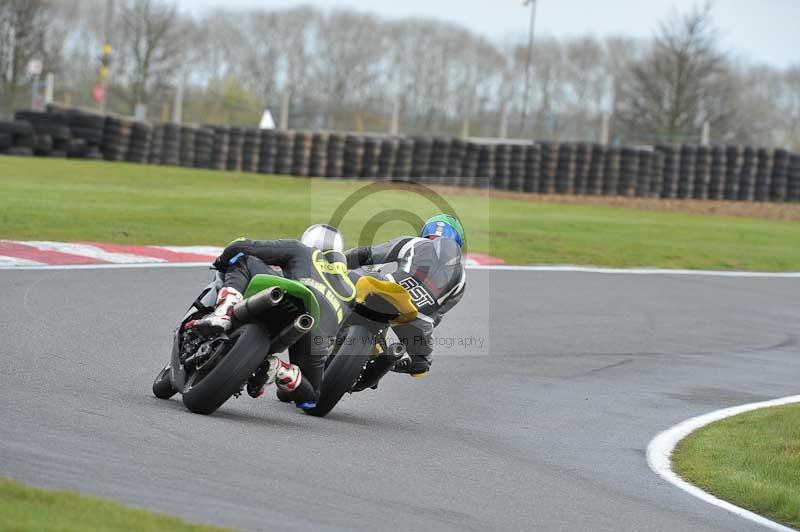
(23, 241), (167, 264)
(159, 245), (223, 257)
(467, 264), (800, 278)
(647, 395), (800, 532)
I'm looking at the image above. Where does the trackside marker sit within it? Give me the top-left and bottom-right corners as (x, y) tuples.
(647, 395), (800, 532)
(0, 241), (107, 265)
(22, 241), (165, 264)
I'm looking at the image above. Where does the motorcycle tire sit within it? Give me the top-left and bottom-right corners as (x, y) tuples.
(306, 325), (374, 417)
(182, 324), (271, 415)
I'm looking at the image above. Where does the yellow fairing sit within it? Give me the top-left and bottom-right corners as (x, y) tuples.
(355, 276), (419, 324)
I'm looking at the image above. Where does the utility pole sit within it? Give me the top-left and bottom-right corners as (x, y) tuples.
(518, 0), (538, 138)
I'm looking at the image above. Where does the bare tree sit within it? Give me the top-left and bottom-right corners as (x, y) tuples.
(0, 0), (59, 115)
(615, 3), (736, 144)
(116, 0), (183, 111)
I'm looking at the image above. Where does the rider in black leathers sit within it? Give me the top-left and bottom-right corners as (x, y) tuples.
(189, 225), (353, 410)
(345, 214), (467, 382)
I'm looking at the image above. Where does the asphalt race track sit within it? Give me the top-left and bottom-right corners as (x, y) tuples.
(1, 266), (798, 531)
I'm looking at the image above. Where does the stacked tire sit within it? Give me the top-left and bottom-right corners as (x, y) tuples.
(14, 110), (69, 157)
(494, 143), (511, 190)
(241, 128), (260, 173)
(410, 136), (433, 182)
(0, 120), (35, 156)
(101, 116), (132, 161)
(723, 146), (742, 200)
(67, 109), (105, 159)
(788, 153), (800, 202)
(657, 145), (679, 199)
(523, 143), (541, 193)
(148, 124), (164, 164)
(179, 125), (196, 168)
(258, 129), (278, 174)
(193, 127), (214, 169)
(708, 146), (726, 200)
(292, 131), (312, 177)
(737, 147), (757, 201)
(635, 150), (653, 198)
(650, 149), (665, 198)
(226, 127), (243, 172)
(360, 136), (380, 179)
(754, 148), (773, 202)
(476, 143), (495, 189)
(509, 144), (526, 192)
(429, 137), (451, 184)
(326, 133), (345, 178)
(538, 142), (558, 194)
(392, 137), (414, 181)
(377, 137), (397, 179)
(573, 143), (592, 195)
(459, 142), (480, 188)
(769, 149), (790, 202)
(275, 130), (294, 175)
(160, 124), (181, 166)
(210, 126), (230, 171)
(447, 138), (467, 186)
(342, 134), (364, 178)
(126, 121), (152, 164)
(693, 146), (711, 200)
(677, 145), (696, 199)
(309, 132), (329, 177)
(586, 145), (605, 196)
(556, 143), (576, 194)
(602, 147), (621, 196)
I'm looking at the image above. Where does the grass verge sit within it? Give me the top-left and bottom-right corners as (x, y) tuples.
(1, 156), (799, 270)
(672, 403), (800, 529)
(0, 477), (230, 531)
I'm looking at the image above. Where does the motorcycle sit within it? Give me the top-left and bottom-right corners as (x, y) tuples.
(152, 272), (420, 417)
(151, 272), (319, 415)
(308, 275), (419, 417)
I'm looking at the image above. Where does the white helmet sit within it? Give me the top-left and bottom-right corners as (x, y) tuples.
(301, 224), (344, 252)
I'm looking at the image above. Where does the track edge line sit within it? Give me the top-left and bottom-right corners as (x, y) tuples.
(646, 395), (800, 532)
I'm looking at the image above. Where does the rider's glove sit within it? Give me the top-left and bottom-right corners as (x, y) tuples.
(213, 238), (249, 271)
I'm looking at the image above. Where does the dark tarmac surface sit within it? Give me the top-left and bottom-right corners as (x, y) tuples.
(1, 267), (797, 531)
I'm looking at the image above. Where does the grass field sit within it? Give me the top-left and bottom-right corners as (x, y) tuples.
(673, 404), (800, 529)
(0, 477), (230, 531)
(1, 156), (799, 270)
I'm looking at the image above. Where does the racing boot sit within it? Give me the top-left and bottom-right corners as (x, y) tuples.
(247, 355), (280, 398)
(275, 359), (317, 410)
(184, 287), (243, 334)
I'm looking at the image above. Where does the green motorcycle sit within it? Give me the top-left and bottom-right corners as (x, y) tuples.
(152, 273), (319, 415)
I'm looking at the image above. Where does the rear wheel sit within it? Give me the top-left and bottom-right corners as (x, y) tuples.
(307, 325), (374, 417)
(152, 363), (177, 399)
(182, 324), (271, 415)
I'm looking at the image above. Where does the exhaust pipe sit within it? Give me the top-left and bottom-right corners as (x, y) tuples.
(233, 287), (284, 323)
(271, 313), (315, 353)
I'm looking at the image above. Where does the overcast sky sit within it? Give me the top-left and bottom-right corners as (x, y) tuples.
(176, 0), (798, 68)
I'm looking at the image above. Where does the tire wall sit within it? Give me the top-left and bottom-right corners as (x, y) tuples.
(4, 106), (799, 202)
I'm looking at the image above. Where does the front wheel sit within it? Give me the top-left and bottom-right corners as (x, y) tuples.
(182, 324), (271, 415)
(152, 363), (177, 399)
(307, 325), (374, 417)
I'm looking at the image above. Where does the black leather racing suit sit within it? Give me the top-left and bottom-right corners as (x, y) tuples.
(346, 236), (466, 374)
(214, 239), (355, 399)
